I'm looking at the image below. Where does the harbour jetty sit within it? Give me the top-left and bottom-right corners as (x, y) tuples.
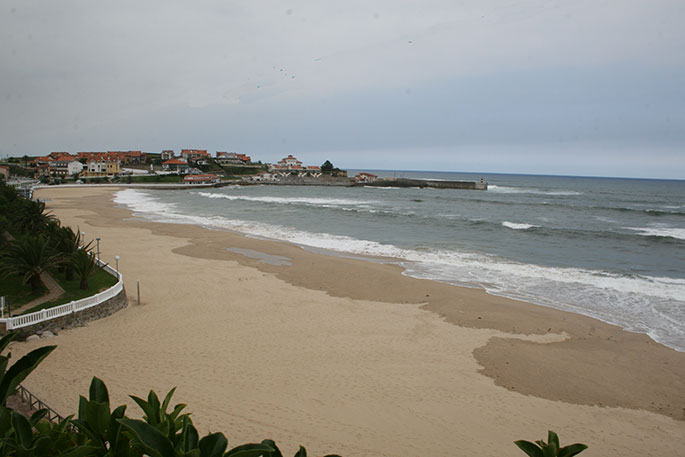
(363, 178), (488, 190)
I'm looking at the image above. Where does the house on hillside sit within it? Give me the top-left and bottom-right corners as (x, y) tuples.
(305, 165), (322, 178)
(161, 150), (175, 161)
(181, 149), (210, 165)
(162, 159), (190, 174)
(80, 153), (121, 177)
(30, 153), (84, 178)
(183, 174), (220, 185)
(271, 154), (302, 171)
(248, 172), (278, 182)
(215, 152), (249, 166)
(110, 150), (146, 166)
(354, 172), (378, 183)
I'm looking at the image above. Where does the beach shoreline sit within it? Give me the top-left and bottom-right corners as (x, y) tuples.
(13, 186), (685, 456)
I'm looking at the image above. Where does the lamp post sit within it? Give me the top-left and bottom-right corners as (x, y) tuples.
(114, 255), (120, 279)
(95, 237), (101, 260)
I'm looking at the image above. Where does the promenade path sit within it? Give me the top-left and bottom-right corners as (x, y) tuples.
(11, 272), (65, 315)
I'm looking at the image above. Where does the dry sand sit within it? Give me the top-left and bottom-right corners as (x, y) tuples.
(11, 186), (685, 456)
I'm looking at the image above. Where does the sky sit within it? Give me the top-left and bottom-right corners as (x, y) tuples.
(1, 0), (684, 178)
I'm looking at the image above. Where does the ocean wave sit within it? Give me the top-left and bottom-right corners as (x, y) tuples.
(196, 191), (374, 207)
(488, 185), (582, 196)
(114, 188), (685, 351)
(626, 226), (685, 241)
(502, 221), (539, 230)
(114, 189), (178, 214)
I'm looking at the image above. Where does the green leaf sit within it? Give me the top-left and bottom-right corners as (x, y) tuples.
(547, 431), (559, 449)
(78, 395), (88, 421)
(260, 440), (283, 457)
(85, 400), (111, 436)
(148, 390), (161, 423)
(11, 411), (34, 448)
(224, 442), (275, 457)
(558, 443), (589, 457)
(162, 387), (177, 413)
(89, 377), (110, 404)
(293, 446), (307, 457)
(0, 345), (56, 404)
(183, 421), (199, 451)
(0, 331), (18, 354)
(29, 408), (48, 425)
(541, 444), (558, 457)
(61, 446), (104, 457)
(131, 394), (157, 422)
(0, 406), (12, 436)
(199, 432), (228, 457)
(514, 440), (544, 457)
(118, 418), (176, 457)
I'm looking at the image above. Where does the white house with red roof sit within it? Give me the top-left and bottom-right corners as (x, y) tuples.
(354, 172), (378, 183)
(162, 159), (190, 174)
(181, 149), (210, 165)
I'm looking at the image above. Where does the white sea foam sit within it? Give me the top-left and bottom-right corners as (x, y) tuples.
(114, 189), (178, 214)
(114, 189), (685, 351)
(489, 185), (581, 196)
(626, 226), (685, 240)
(502, 221), (539, 230)
(196, 191), (372, 207)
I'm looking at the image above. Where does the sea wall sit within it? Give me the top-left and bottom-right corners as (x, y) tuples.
(10, 288), (128, 339)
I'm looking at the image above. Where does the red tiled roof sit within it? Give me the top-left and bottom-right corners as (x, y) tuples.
(163, 159), (188, 165)
(181, 149), (209, 156)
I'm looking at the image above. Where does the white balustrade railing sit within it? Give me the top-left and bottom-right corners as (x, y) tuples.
(0, 260), (124, 330)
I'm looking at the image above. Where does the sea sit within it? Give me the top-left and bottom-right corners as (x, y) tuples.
(113, 171), (685, 351)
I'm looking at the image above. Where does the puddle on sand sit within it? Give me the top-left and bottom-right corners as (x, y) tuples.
(227, 248), (292, 266)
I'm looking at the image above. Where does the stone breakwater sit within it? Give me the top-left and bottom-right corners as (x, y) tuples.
(363, 178), (488, 190)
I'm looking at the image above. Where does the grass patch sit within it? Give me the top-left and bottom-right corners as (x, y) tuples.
(121, 175), (183, 183)
(19, 268), (118, 315)
(0, 274), (48, 308)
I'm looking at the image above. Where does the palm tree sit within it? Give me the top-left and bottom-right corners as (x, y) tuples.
(54, 226), (92, 280)
(71, 248), (99, 290)
(0, 234), (62, 294)
(13, 199), (57, 234)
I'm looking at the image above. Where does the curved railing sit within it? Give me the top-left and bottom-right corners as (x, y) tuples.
(1, 261), (123, 330)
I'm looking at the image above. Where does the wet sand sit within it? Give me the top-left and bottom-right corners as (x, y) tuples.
(13, 186), (685, 456)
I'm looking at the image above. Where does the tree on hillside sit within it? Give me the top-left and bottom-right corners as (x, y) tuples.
(13, 199), (57, 234)
(0, 234), (62, 294)
(71, 248), (99, 290)
(321, 160), (334, 173)
(54, 226), (92, 280)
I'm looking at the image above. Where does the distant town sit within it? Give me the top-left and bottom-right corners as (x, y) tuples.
(0, 149), (381, 187)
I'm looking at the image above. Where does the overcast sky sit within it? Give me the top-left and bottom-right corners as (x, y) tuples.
(1, 1), (684, 178)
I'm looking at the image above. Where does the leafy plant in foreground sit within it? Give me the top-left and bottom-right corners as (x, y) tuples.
(0, 331), (56, 406)
(515, 430), (588, 457)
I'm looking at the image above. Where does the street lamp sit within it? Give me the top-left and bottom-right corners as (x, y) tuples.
(114, 255), (120, 279)
(95, 237), (101, 260)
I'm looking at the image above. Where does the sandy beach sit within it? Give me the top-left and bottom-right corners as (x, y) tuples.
(11, 186), (685, 456)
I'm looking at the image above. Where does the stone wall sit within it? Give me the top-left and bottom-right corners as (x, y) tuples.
(13, 288), (128, 339)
